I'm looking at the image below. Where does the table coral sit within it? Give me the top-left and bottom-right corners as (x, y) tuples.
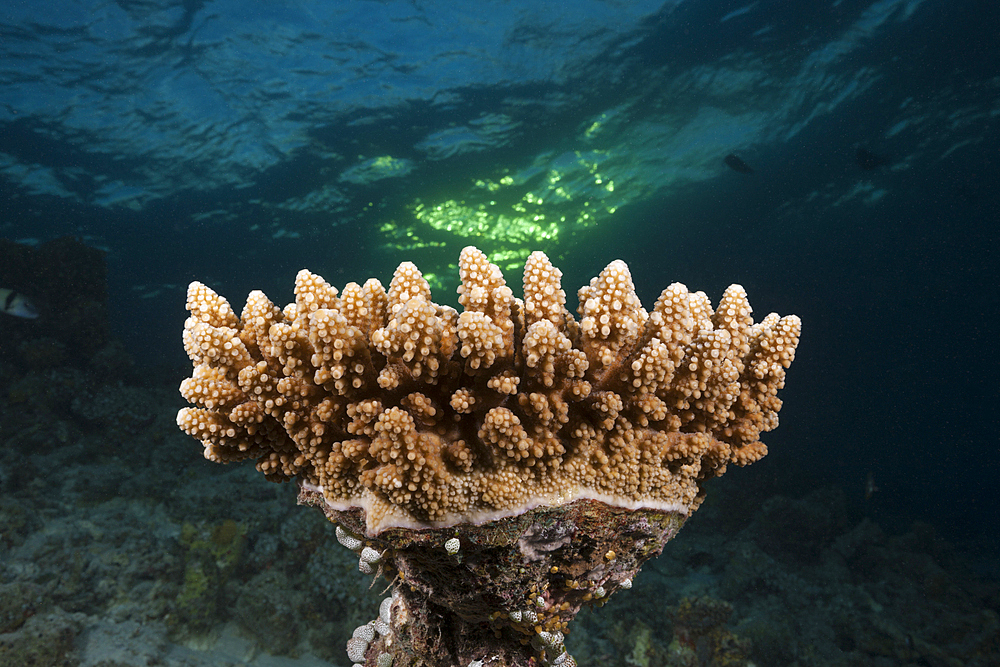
(177, 246), (800, 667)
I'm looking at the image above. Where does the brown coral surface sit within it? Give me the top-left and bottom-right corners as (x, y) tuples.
(177, 246), (800, 534)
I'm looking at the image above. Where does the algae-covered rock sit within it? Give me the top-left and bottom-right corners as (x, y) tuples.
(174, 555), (219, 631)
(0, 610), (84, 666)
(0, 581), (47, 633)
(173, 519), (247, 632)
(234, 570), (305, 655)
(0, 496), (40, 551)
(669, 597), (751, 667)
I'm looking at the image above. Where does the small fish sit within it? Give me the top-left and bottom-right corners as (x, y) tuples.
(864, 471), (879, 500)
(0, 288), (40, 319)
(724, 153), (754, 174)
(856, 147), (889, 170)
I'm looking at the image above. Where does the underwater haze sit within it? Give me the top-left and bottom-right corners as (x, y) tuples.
(1, 1), (998, 666)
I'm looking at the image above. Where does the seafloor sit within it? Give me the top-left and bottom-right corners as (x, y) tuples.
(3, 346), (999, 667)
(1, 240), (997, 666)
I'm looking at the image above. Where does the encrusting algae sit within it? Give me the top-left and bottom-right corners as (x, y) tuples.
(176, 246), (801, 667)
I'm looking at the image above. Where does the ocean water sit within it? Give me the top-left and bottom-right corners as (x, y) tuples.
(1, 1), (997, 666)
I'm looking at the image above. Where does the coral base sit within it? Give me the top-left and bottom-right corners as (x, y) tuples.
(299, 485), (687, 667)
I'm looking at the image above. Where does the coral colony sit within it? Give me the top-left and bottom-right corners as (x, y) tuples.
(177, 246), (801, 667)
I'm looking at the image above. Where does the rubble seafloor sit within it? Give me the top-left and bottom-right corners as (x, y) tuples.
(1, 351), (998, 667)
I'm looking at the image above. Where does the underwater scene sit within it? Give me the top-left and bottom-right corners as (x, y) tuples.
(0, 1), (997, 666)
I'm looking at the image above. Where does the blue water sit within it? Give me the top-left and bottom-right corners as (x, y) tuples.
(1, 1), (997, 664)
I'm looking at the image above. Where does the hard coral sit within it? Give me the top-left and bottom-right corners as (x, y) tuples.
(178, 247), (800, 534)
(177, 246), (801, 667)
